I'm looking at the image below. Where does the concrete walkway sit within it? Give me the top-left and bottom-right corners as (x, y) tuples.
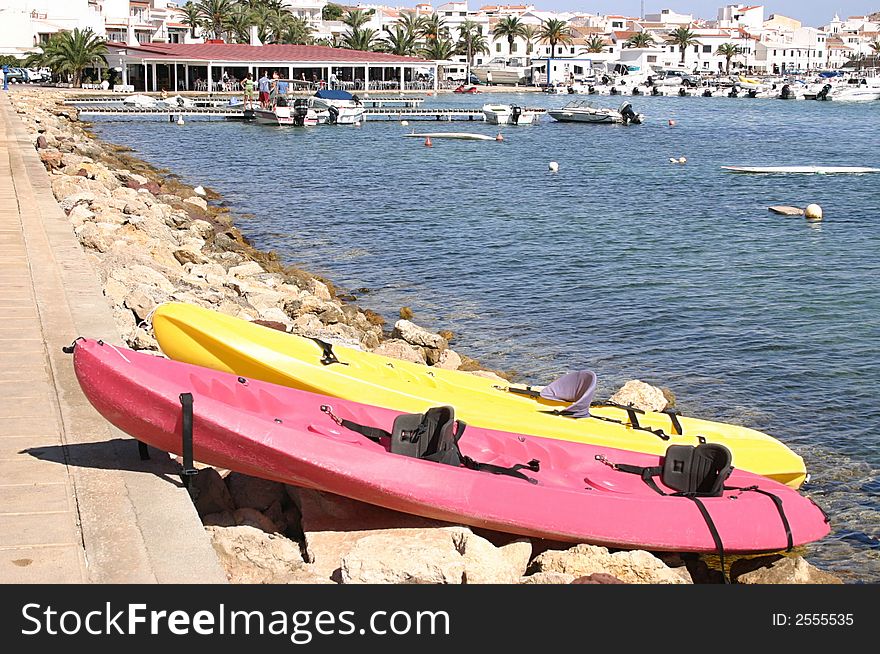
(0, 91), (226, 583)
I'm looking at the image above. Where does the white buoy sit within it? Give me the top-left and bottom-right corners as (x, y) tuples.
(176, 114), (184, 125)
(669, 158), (678, 163)
(549, 161), (559, 172)
(401, 120), (409, 126)
(354, 120), (361, 127)
(678, 156), (687, 164)
(804, 203), (823, 220)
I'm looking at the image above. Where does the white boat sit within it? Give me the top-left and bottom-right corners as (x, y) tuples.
(824, 76), (880, 102)
(123, 94), (158, 108)
(722, 165), (880, 174)
(482, 103), (538, 125)
(403, 132), (498, 141)
(309, 89), (366, 125)
(252, 100), (319, 127)
(471, 57), (532, 85)
(156, 95), (196, 109)
(547, 100), (644, 125)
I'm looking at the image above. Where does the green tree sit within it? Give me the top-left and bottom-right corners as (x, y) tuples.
(715, 42), (739, 73)
(670, 26), (698, 64)
(25, 28), (107, 88)
(195, 0), (234, 40)
(383, 25), (418, 56)
(538, 18), (571, 58)
(322, 3), (344, 21)
(397, 11), (426, 38)
(342, 8), (373, 31)
(420, 13), (448, 42)
(421, 36), (456, 79)
(521, 24), (540, 56)
(585, 35), (605, 53)
(456, 20), (488, 65)
(224, 3), (254, 43)
(342, 27), (380, 51)
(278, 16), (314, 45)
(625, 32), (655, 48)
(179, 1), (203, 39)
(492, 16), (524, 55)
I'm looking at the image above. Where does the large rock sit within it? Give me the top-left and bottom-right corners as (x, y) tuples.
(457, 531), (532, 584)
(393, 319), (448, 351)
(371, 339), (427, 365)
(434, 348), (463, 370)
(123, 285), (169, 322)
(74, 223), (111, 253)
(60, 191), (97, 214)
(191, 468), (236, 516)
(50, 175), (110, 201)
(39, 148), (63, 170)
(225, 472), (287, 512)
(520, 572), (578, 584)
(529, 544), (692, 584)
(340, 530), (467, 584)
(183, 195), (208, 211)
(206, 525), (305, 584)
(733, 556), (843, 584)
(228, 261), (266, 278)
(609, 380), (670, 413)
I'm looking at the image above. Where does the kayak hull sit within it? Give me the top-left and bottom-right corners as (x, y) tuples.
(151, 303), (807, 488)
(73, 339), (829, 552)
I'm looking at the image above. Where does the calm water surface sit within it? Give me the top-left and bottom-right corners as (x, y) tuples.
(92, 93), (880, 581)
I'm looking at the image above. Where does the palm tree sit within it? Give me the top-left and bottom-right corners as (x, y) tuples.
(715, 43), (739, 74)
(538, 18), (571, 58)
(585, 35), (605, 53)
(342, 27), (379, 51)
(278, 16), (314, 45)
(670, 26), (698, 65)
(625, 32), (655, 48)
(27, 28), (107, 88)
(383, 25), (418, 56)
(179, 2), (203, 39)
(224, 3), (253, 43)
(492, 16), (525, 55)
(457, 20), (488, 66)
(195, 0), (234, 40)
(342, 8), (373, 31)
(521, 24), (540, 56)
(421, 36), (456, 80)
(870, 40), (880, 56)
(420, 13), (448, 42)
(397, 11), (426, 38)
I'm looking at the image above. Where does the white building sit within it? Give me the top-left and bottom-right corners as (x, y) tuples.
(0, 0), (104, 56)
(717, 4), (764, 32)
(754, 27), (827, 72)
(644, 9), (694, 26)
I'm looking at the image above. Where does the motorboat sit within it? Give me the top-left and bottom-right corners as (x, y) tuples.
(482, 103), (539, 125)
(471, 57), (532, 85)
(453, 84), (481, 94)
(123, 94), (158, 108)
(309, 89), (365, 125)
(547, 100), (644, 125)
(156, 95), (196, 109)
(252, 99), (320, 127)
(823, 76), (880, 102)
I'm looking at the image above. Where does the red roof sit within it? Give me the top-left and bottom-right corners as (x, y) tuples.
(108, 42), (427, 64)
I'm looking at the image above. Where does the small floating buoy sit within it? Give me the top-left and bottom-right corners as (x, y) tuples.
(668, 119), (676, 127)
(768, 205), (805, 216)
(424, 136), (432, 147)
(496, 133), (504, 142)
(401, 120), (409, 126)
(678, 156), (687, 164)
(804, 203), (823, 221)
(354, 120), (361, 127)
(176, 115), (184, 125)
(669, 158), (678, 163)
(549, 161), (559, 172)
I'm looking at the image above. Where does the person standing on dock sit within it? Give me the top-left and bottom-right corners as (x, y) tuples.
(258, 71), (271, 109)
(242, 73), (255, 109)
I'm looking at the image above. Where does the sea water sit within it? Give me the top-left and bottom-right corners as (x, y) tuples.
(91, 93), (880, 581)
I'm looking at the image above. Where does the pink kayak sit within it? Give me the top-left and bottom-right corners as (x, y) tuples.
(72, 339), (830, 553)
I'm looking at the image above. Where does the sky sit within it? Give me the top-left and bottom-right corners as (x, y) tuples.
(419, 2), (878, 28)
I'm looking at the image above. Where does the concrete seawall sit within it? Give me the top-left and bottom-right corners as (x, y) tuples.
(0, 92), (226, 583)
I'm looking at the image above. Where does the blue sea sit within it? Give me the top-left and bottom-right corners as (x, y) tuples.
(91, 92), (880, 582)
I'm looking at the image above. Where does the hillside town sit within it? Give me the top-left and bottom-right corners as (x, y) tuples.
(2, 1), (879, 80)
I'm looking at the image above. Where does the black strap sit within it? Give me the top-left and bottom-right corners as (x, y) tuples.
(137, 441), (150, 461)
(727, 485), (794, 552)
(686, 495), (728, 583)
(309, 337), (348, 366)
(579, 412), (671, 441)
(462, 456), (541, 484)
(662, 409), (684, 435)
(340, 419), (391, 443)
(504, 385), (542, 399)
(613, 463), (666, 495)
(179, 393), (198, 489)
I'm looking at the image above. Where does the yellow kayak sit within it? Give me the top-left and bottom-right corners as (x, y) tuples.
(152, 302), (807, 487)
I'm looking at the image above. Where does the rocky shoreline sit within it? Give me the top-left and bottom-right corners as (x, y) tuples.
(8, 87), (842, 584)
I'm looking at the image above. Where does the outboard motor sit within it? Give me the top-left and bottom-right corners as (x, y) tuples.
(646, 75), (654, 87)
(618, 101), (642, 125)
(747, 89), (758, 98)
(511, 104), (522, 125)
(567, 85), (575, 94)
(780, 84), (792, 99)
(327, 105), (339, 124)
(652, 85), (661, 96)
(816, 83), (832, 101)
(588, 85), (596, 94)
(702, 88), (713, 97)
(633, 87), (642, 95)
(728, 87), (739, 98)
(610, 86), (619, 95)
(678, 87), (687, 96)
(292, 99), (309, 126)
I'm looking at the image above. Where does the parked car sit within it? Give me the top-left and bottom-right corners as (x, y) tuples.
(3, 67), (30, 84)
(649, 69), (702, 87)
